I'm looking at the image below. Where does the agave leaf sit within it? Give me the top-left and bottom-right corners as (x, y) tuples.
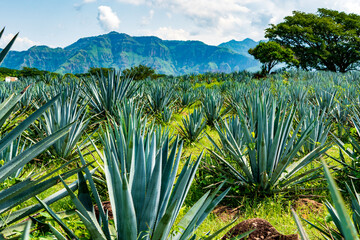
(104, 155), (137, 240)
(176, 191), (211, 233)
(0, 122), (74, 182)
(291, 208), (309, 240)
(178, 185), (231, 240)
(132, 135), (147, 228)
(0, 94), (61, 154)
(59, 176), (107, 240)
(151, 200), (178, 240)
(157, 137), (182, 219)
(76, 210), (107, 240)
(201, 218), (242, 240)
(138, 148), (162, 237)
(77, 170), (94, 213)
(0, 93), (22, 127)
(229, 230), (256, 240)
(48, 223), (68, 240)
(0, 32), (18, 64)
(322, 161), (359, 240)
(78, 148), (111, 239)
(302, 218), (340, 239)
(35, 196), (78, 239)
(0, 169), (95, 227)
(0, 166), (83, 215)
(20, 220), (31, 240)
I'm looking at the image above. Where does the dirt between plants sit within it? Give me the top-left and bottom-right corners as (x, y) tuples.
(293, 198), (324, 216)
(221, 218), (299, 240)
(94, 201), (113, 220)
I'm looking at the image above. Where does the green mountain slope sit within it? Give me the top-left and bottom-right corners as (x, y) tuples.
(218, 38), (259, 56)
(2, 32), (260, 75)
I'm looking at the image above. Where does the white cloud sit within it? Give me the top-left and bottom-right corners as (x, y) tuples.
(0, 33), (40, 51)
(74, 0), (96, 11)
(141, 10), (154, 26)
(152, 27), (191, 40)
(116, 0), (146, 5)
(97, 6), (121, 32)
(113, 0), (360, 44)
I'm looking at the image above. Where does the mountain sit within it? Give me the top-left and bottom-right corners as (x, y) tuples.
(218, 38), (259, 56)
(1, 32), (261, 75)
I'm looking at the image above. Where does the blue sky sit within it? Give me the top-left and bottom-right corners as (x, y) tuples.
(1, 0), (360, 51)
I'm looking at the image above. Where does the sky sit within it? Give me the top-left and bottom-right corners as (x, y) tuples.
(1, 0), (360, 51)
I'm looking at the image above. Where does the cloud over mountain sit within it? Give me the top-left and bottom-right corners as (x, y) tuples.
(97, 6), (121, 32)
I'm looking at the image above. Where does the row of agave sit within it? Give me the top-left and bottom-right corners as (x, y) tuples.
(2, 29), (360, 239)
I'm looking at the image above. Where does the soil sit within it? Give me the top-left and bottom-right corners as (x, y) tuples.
(294, 198), (323, 212)
(293, 198), (324, 218)
(94, 201), (113, 220)
(221, 218), (299, 240)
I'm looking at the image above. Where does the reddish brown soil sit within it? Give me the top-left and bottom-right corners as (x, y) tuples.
(94, 201), (113, 220)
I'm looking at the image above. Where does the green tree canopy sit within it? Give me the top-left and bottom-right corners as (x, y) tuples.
(265, 8), (360, 72)
(88, 67), (114, 78)
(248, 41), (298, 74)
(122, 65), (164, 80)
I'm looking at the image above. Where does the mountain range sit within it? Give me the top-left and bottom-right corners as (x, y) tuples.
(1, 31), (261, 75)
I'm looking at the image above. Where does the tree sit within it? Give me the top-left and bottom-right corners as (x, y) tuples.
(88, 67), (114, 78)
(265, 8), (360, 72)
(248, 41), (298, 74)
(122, 64), (164, 80)
(19, 67), (47, 78)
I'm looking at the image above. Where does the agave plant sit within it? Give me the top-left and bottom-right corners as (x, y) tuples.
(177, 89), (198, 109)
(38, 123), (230, 240)
(289, 85), (308, 104)
(0, 30), (89, 238)
(113, 99), (147, 138)
(161, 105), (174, 123)
(225, 85), (249, 112)
(292, 162), (359, 240)
(201, 90), (228, 126)
(177, 108), (206, 143)
(208, 94), (329, 193)
(331, 114), (360, 176)
(146, 83), (176, 114)
(178, 81), (192, 92)
(0, 91), (82, 224)
(332, 97), (353, 140)
(82, 70), (136, 117)
(36, 84), (90, 159)
(300, 106), (331, 154)
(314, 87), (337, 113)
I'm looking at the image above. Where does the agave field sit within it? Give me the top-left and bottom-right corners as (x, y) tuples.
(2, 37), (360, 239)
